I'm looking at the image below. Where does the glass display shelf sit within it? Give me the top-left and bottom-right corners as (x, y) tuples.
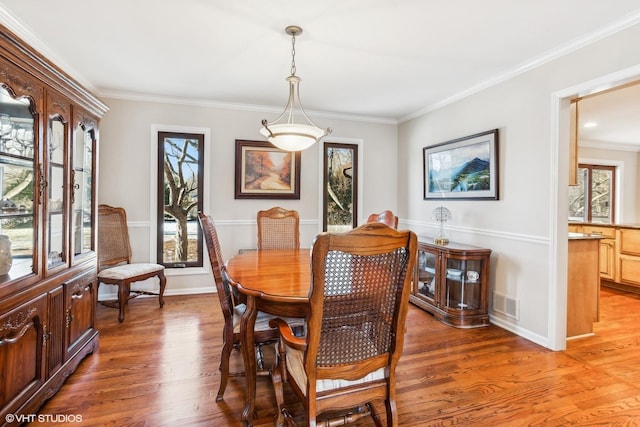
(410, 239), (491, 328)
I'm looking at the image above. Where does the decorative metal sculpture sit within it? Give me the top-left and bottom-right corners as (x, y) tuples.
(432, 206), (451, 245)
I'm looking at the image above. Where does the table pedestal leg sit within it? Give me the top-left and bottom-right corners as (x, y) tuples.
(241, 295), (258, 426)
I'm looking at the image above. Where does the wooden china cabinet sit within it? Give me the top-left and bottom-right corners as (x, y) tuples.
(0, 24), (107, 424)
(410, 239), (491, 328)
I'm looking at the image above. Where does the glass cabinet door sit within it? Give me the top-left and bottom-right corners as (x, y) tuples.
(416, 248), (438, 306)
(47, 117), (67, 269)
(71, 118), (96, 262)
(0, 86), (36, 281)
(444, 257), (484, 312)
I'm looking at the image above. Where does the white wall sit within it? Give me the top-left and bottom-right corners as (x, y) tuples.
(399, 22), (640, 350)
(97, 98), (398, 295)
(96, 21), (640, 351)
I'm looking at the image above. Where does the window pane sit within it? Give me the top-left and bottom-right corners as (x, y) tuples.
(569, 164), (615, 224)
(48, 118), (66, 268)
(0, 162), (35, 278)
(568, 168), (587, 222)
(591, 168), (612, 223)
(157, 132), (203, 268)
(324, 143), (357, 232)
(0, 88), (36, 279)
(72, 126), (94, 257)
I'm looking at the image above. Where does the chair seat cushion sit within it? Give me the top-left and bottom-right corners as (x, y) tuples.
(286, 343), (385, 395)
(98, 263), (164, 280)
(232, 304), (305, 334)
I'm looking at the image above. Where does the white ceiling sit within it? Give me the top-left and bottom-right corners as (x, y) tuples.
(0, 0), (639, 144)
(578, 83), (640, 148)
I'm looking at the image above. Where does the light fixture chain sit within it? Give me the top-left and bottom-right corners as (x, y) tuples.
(290, 33), (297, 76)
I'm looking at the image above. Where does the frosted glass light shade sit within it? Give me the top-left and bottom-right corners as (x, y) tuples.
(259, 123), (326, 151)
(259, 77), (331, 151)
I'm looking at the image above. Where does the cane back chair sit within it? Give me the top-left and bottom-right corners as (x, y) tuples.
(257, 206), (300, 250)
(198, 212), (304, 401)
(366, 210), (398, 229)
(269, 222), (418, 426)
(97, 204), (166, 323)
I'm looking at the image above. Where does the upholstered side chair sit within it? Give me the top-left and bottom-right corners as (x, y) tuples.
(97, 204), (166, 323)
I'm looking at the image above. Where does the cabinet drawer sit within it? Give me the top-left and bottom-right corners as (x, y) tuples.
(582, 225), (616, 239)
(619, 228), (640, 257)
(568, 224), (582, 233)
(619, 256), (640, 287)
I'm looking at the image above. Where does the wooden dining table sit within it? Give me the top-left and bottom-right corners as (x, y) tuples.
(225, 248), (311, 426)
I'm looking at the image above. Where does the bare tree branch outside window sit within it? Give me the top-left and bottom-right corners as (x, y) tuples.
(157, 132), (204, 267)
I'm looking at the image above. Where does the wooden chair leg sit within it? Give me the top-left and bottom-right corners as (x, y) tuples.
(367, 402), (384, 427)
(282, 409), (296, 426)
(117, 282), (129, 323)
(158, 271), (166, 308)
(216, 331), (233, 401)
(384, 397), (397, 427)
(272, 342), (287, 426)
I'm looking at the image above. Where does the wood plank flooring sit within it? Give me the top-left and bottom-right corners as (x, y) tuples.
(32, 286), (640, 426)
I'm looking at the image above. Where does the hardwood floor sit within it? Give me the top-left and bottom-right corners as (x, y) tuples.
(33, 287), (640, 426)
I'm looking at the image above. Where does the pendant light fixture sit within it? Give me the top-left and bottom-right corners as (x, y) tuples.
(260, 25), (331, 151)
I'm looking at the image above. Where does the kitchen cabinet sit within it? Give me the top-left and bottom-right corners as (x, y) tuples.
(567, 235), (601, 338)
(0, 23), (107, 424)
(580, 225), (616, 281)
(569, 224), (640, 293)
(618, 228), (640, 288)
(410, 239), (491, 328)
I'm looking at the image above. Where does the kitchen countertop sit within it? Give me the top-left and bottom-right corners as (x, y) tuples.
(568, 232), (604, 240)
(569, 222), (640, 230)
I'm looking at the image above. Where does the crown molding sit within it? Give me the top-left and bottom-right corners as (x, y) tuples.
(580, 139), (640, 152)
(98, 89), (397, 125)
(400, 9), (640, 123)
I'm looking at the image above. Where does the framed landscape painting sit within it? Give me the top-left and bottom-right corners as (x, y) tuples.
(234, 139), (301, 199)
(423, 129), (499, 200)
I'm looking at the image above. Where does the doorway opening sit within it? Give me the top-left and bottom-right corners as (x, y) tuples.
(554, 66), (640, 350)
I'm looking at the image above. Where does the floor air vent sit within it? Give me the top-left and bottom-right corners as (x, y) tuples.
(493, 291), (519, 320)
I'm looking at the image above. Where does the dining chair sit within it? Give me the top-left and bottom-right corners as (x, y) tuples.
(97, 204), (166, 323)
(269, 222), (418, 426)
(366, 210), (398, 229)
(198, 212), (304, 401)
(257, 206), (300, 249)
